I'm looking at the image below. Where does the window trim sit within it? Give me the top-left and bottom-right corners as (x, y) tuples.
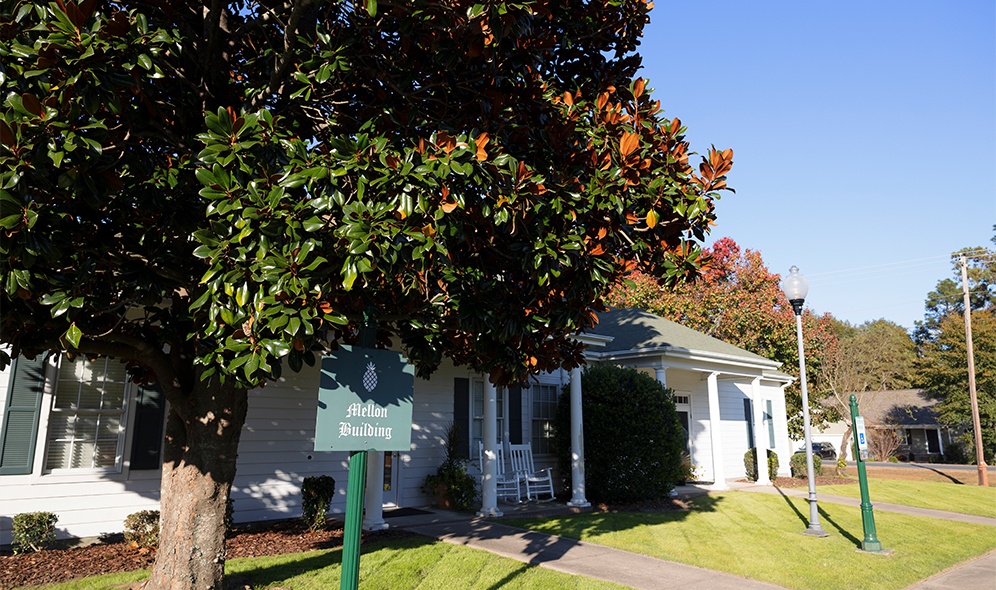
(529, 383), (560, 456)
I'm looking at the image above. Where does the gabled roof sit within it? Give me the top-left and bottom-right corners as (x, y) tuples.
(586, 308), (785, 376)
(850, 389), (940, 426)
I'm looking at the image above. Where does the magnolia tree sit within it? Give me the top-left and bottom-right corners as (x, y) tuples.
(1, 1), (732, 587)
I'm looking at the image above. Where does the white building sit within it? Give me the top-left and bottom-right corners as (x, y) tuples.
(0, 308), (793, 545)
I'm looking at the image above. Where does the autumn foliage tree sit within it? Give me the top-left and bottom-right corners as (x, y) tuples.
(607, 237), (839, 434)
(1, 1), (732, 587)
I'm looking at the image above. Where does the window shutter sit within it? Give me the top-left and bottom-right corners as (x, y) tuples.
(507, 386), (522, 444)
(453, 378), (470, 460)
(743, 398), (755, 449)
(0, 357), (47, 475)
(130, 383), (166, 470)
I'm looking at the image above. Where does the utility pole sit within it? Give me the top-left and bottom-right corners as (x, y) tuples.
(960, 255), (989, 487)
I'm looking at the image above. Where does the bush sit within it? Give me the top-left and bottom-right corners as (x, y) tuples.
(554, 365), (685, 503)
(790, 452), (822, 478)
(301, 475), (337, 532)
(887, 455), (899, 463)
(124, 510), (160, 548)
(744, 448), (779, 482)
(12, 512), (58, 554)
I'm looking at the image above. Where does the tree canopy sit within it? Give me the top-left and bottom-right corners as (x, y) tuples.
(1, 1), (732, 587)
(606, 237), (839, 434)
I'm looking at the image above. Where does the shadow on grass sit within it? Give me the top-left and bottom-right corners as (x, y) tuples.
(773, 486), (808, 528)
(908, 464), (964, 484)
(223, 535), (437, 589)
(773, 486), (862, 548)
(431, 494), (725, 571)
(817, 505), (860, 547)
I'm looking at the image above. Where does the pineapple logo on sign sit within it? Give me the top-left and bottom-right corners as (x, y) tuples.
(362, 362), (378, 392)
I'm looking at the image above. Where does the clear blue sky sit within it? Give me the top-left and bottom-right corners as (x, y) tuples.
(639, 1), (995, 330)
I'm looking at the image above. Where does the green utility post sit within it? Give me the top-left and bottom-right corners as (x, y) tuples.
(340, 450), (367, 590)
(340, 311), (377, 590)
(850, 394), (885, 553)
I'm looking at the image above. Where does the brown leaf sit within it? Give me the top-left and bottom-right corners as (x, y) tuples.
(0, 120), (14, 147)
(21, 93), (43, 118)
(475, 132), (489, 161)
(563, 91), (573, 107)
(596, 92), (609, 111)
(633, 78), (646, 99)
(619, 131), (639, 157)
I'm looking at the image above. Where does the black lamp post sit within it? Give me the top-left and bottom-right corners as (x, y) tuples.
(782, 266), (828, 537)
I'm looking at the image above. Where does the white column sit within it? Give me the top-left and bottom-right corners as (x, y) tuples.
(936, 426), (945, 456)
(707, 372), (728, 490)
(477, 380), (502, 517)
(362, 451), (388, 530)
(655, 367), (667, 388)
(568, 365), (589, 508)
(751, 378), (771, 486)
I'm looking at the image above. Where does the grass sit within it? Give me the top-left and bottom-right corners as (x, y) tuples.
(505, 492), (996, 590)
(24, 536), (631, 590)
(821, 478), (996, 518)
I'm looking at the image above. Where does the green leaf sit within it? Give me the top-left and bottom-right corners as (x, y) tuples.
(366, 0), (377, 17)
(63, 323), (83, 349)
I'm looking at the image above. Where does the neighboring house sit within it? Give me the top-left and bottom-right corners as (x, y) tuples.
(807, 389), (954, 461)
(0, 308), (794, 545)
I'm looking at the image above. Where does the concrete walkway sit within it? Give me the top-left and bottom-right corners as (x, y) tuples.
(392, 512), (782, 589)
(386, 482), (996, 590)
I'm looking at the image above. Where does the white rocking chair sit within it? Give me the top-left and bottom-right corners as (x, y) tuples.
(509, 442), (555, 502)
(478, 442), (522, 503)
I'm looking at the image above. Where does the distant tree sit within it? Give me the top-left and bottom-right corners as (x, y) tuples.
(915, 228), (995, 344)
(914, 230), (995, 463)
(916, 310), (996, 463)
(1, 2), (733, 587)
(606, 237), (840, 436)
(818, 318), (917, 466)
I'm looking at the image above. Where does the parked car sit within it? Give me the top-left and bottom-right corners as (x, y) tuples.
(794, 442), (837, 463)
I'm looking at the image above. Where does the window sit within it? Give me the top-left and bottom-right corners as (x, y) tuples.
(45, 357), (128, 471)
(471, 380), (503, 453)
(531, 384), (560, 455)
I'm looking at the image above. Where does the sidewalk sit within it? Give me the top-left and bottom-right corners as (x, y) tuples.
(390, 507), (783, 590)
(385, 482), (996, 590)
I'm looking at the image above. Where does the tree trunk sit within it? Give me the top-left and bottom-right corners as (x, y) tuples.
(838, 425), (852, 476)
(144, 379), (248, 590)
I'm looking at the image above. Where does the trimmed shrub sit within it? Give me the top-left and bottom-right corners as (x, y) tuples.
(12, 512), (58, 554)
(790, 452), (822, 478)
(301, 475), (336, 532)
(554, 365), (685, 503)
(744, 448), (779, 482)
(124, 510), (160, 548)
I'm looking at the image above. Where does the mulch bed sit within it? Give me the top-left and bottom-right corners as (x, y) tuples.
(0, 520), (411, 589)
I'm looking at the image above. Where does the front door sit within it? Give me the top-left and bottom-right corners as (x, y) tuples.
(382, 451), (400, 507)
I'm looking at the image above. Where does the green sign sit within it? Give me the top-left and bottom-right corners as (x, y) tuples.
(315, 347), (414, 452)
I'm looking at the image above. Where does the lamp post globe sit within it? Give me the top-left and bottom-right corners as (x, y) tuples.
(782, 266), (828, 537)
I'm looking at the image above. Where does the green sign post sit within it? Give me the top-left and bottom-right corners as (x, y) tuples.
(849, 394), (888, 554)
(316, 346), (414, 590)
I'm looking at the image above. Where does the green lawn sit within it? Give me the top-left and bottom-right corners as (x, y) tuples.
(505, 492), (996, 590)
(24, 536), (630, 590)
(820, 479), (996, 518)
